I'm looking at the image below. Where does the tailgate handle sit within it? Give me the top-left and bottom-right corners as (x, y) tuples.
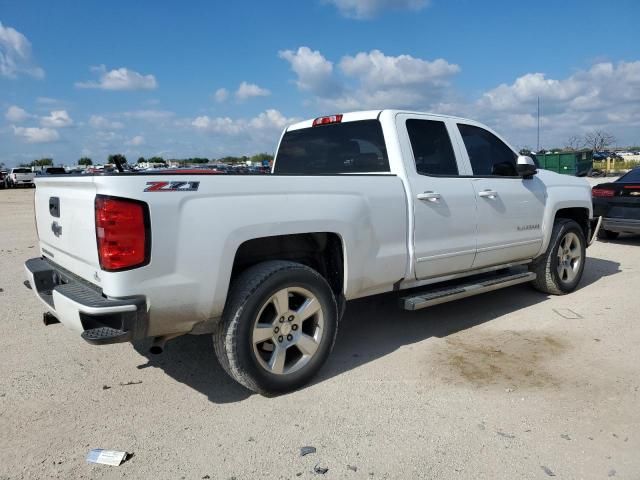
(49, 197), (60, 217)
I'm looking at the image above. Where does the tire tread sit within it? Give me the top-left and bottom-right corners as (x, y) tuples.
(529, 218), (584, 295)
(213, 260), (335, 394)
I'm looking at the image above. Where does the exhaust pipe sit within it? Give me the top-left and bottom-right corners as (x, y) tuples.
(149, 334), (181, 355)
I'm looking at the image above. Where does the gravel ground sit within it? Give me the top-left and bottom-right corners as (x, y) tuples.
(1, 184), (639, 480)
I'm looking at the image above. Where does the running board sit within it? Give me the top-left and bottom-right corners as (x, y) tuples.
(401, 271), (536, 311)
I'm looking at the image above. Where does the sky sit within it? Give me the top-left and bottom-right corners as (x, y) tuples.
(1, 0), (639, 167)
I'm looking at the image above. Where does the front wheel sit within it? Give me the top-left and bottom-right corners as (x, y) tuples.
(529, 219), (586, 295)
(214, 260), (338, 395)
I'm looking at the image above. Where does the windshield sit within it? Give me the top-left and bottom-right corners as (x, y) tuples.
(13, 168), (31, 174)
(274, 120), (389, 174)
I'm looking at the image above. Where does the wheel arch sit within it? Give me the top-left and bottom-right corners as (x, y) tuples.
(554, 207), (590, 241)
(230, 232), (345, 298)
(536, 201), (591, 258)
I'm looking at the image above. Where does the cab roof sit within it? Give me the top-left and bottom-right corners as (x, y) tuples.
(286, 109), (475, 131)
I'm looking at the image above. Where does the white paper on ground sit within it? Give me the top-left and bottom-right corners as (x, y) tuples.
(86, 449), (128, 466)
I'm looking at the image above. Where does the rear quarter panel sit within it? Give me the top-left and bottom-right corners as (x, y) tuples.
(93, 174), (408, 336)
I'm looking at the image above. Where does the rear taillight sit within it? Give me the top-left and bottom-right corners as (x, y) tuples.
(592, 188), (615, 198)
(95, 195), (150, 272)
(312, 114), (343, 127)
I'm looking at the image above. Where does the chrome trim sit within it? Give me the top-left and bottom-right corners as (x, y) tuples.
(417, 248), (476, 263)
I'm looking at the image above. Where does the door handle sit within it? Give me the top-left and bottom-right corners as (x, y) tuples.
(478, 189), (498, 199)
(417, 191), (441, 202)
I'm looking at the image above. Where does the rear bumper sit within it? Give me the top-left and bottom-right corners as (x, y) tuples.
(602, 217), (640, 234)
(24, 257), (148, 344)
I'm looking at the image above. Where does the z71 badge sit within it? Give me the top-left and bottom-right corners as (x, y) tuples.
(144, 181), (200, 192)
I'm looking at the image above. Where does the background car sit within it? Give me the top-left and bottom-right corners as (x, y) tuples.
(37, 167), (68, 175)
(592, 167), (640, 239)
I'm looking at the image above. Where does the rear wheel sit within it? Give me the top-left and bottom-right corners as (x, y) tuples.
(214, 260), (338, 395)
(529, 219), (586, 295)
(597, 229), (619, 240)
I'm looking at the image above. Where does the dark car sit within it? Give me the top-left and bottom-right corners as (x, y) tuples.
(0, 171), (6, 189)
(592, 167), (640, 239)
(37, 167), (68, 175)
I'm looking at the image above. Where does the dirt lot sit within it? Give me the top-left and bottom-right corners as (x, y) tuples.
(1, 185), (639, 479)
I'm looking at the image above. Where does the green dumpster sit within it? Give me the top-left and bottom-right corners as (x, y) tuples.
(535, 151), (593, 177)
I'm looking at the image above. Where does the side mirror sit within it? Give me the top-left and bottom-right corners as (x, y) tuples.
(516, 155), (537, 178)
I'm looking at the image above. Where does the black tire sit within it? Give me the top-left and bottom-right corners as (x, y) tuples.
(597, 229), (619, 240)
(214, 260), (338, 395)
(529, 219), (586, 295)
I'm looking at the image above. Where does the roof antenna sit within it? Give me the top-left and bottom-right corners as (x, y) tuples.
(537, 96), (541, 152)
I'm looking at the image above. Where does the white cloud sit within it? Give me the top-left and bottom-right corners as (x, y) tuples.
(122, 109), (174, 121)
(192, 115), (243, 135)
(36, 96), (60, 105)
(190, 109), (298, 155)
(479, 62), (640, 114)
(325, 0), (429, 19)
(281, 47), (460, 110)
(0, 21), (44, 78)
(12, 126), (59, 143)
(248, 109), (292, 130)
(340, 50), (460, 89)
(235, 81), (271, 101)
(214, 87), (229, 103)
(127, 135), (145, 146)
(40, 110), (73, 128)
(279, 47), (339, 97)
(192, 109), (296, 136)
(472, 61), (640, 147)
(5, 105), (31, 122)
(88, 115), (124, 130)
(75, 65), (157, 90)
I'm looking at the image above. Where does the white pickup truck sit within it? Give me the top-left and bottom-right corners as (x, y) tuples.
(5, 167), (36, 188)
(25, 110), (594, 394)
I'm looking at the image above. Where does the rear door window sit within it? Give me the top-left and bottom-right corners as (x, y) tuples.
(457, 124), (517, 176)
(406, 119), (459, 176)
(275, 120), (389, 174)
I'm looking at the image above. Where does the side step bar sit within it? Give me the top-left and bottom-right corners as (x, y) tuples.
(401, 271), (536, 311)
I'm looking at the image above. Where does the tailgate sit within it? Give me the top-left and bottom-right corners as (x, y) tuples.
(35, 176), (100, 283)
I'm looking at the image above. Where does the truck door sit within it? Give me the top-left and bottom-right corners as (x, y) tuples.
(454, 123), (545, 269)
(396, 114), (478, 279)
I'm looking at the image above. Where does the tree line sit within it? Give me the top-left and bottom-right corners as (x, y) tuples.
(521, 130), (639, 156)
(18, 153), (274, 168)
